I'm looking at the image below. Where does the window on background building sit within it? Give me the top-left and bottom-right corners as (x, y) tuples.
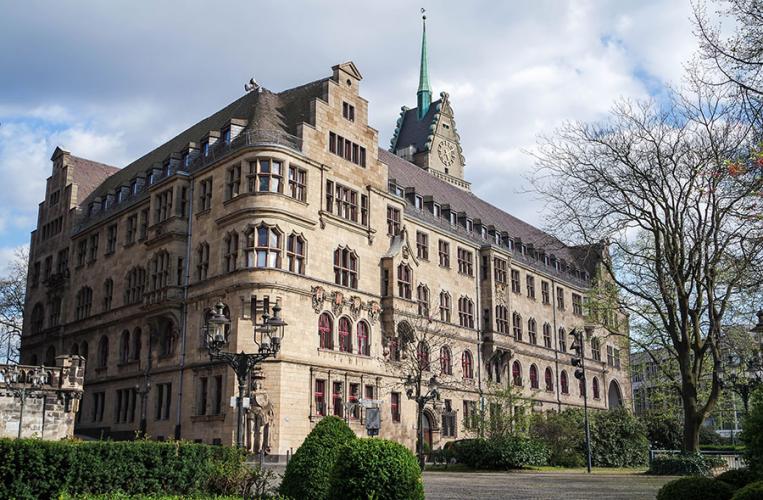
(439, 292), (451, 322)
(528, 318), (537, 345)
(614, 348), (621, 369)
(496, 305), (509, 333)
(92, 392), (105, 422)
(338, 317), (352, 353)
(315, 379), (326, 416)
(124, 267), (146, 305)
(88, 233), (99, 263)
(349, 383), (360, 419)
(458, 297), (474, 328)
(457, 248), (473, 276)
(512, 361), (522, 386)
(196, 242), (210, 280)
(438, 240), (450, 268)
(416, 231), (429, 260)
(357, 321), (370, 356)
(510, 270), (520, 293)
(542, 323), (552, 348)
(198, 178), (213, 211)
(529, 365), (539, 389)
(97, 335), (108, 369)
(103, 278), (113, 311)
(333, 247), (358, 289)
(592, 377), (600, 399)
(119, 330), (130, 364)
(462, 350), (474, 379)
(558, 327), (567, 352)
(106, 224), (117, 254)
(545, 367), (554, 392)
(318, 313), (333, 349)
(286, 234), (306, 274)
(572, 293), (583, 315)
(561, 371), (569, 394)
(417, 284), (429, 317)
(526, 275), (536, 299)
(397, 264), (412, 299)
(386, 206), (401, 235)
(607, 345), (614, 367)
(225, 164), (241, 200)
(512, 312), (522, 341)
(75, 287), (93, 320)
(332, 381), (343, 417)
(328, 131), (366, 166)
(556, 286), (565, 310)
(57, 248), (69, 274)
(494, 258), (507, 284)
(541, 281), (550, 304)
(132, 328), (142, 361)
(440, 346), (452, 375)
(247, 225), (281, 268)
(30, 303), (44, 334)
(417, 341), (430, 371)
(591, 337), (602, 362)
(197, 377), (208, 416)
(442, 399), (456, 438)
(288, 165), (307, 201)
(391, 392), (401, 422)
(224, 232), (239, 272)
(342, 102), (355, 122)
(155, 383), (172, 420)
(48, 297), (61, 327)
(155, 189), (173, 223)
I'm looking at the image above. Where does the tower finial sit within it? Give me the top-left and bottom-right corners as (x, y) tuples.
(417, 8), (432, 120)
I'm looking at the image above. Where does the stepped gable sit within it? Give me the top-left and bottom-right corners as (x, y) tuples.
(68, 155), (120, 200)
(380, 147), (596, 272)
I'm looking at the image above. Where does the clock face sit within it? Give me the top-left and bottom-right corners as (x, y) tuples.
(437, 140), (456, 167)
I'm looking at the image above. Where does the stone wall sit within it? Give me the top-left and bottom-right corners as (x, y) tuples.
(0, 355), (84, 439)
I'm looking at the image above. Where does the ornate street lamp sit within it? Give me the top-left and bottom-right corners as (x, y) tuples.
(204, 297), (287, 449)
(405, 373), (441, 470)
(2, 365), (47, 439)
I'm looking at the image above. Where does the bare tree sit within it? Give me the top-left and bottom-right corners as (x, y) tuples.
(531, 81), (763, 451)
(0, 247), (28, 364)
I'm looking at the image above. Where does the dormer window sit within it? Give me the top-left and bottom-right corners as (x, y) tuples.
(433, 203), (441, 218)
(342, 102), (355, 122)
(88, 202), (96, 216)
(521, 245), (527, 256)
(494, 232), (501, 245)
(507, 239), (514, 251)
(465, 219), (473, 232)
(130, 180), (138, 195)
(414, 195), (423, 210)
(182, 152), (190, 167)
(163, 162), (171, 177)
(222, 127), (232, 145)
(202, 141), (210, 157)
(116, 190), (124, 203)
(481, 226), (487, 239)
(449, 212), (457, 226)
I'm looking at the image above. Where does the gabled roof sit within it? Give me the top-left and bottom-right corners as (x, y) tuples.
(390, 99), (441, 153)
(68, 155), (120, 201)
(381, 148), (598, 273)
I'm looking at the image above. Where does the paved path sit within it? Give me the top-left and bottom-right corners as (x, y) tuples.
(422, 471), (675, 499)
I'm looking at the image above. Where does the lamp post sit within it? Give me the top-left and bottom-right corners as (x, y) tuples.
(135, 376), (151, 437)
(3, 365), (47, 439)
(204, 297), (286, 449)
(570, 328), (593, 473)
(404, 373), (441, 470)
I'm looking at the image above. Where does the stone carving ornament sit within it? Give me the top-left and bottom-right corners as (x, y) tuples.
(311, 286), (326, 313)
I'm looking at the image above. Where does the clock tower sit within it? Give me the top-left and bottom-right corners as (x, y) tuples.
(389, 12), (469, 190)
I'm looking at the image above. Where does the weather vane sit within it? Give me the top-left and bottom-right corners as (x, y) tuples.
(421, 7), (426, 20)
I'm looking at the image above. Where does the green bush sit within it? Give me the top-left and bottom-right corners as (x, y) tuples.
(0, 438), (244, 499)
(703, 445), (746, 453)
(279, 416), (356, 500)
(647, 453), (727, 476)
(590, 407), (649, 467)
(530, 409), (585, 467)
(656, 477), (733, 500)
(743, 388), (763, 476)
(731, 480), (763, 500)
(701, 426), (729, 445)
(640, 411), (683, 450)
(716, 469), (760, 491)
(329, 438), (423, 500)
(452, 436), (548, 469)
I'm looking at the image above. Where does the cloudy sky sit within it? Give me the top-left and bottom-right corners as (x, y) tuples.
(0, 0), (700, 272)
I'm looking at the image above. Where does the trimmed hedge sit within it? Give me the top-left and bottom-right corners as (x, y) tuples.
(453, 437), (548, 470)
(716, 469), (759, 491)
(329, 439), (423, 500)
(279, 416), (356, 500)
(647, 453), (727, 476)
(656, 477), (733, 500)
(0, 438), (244, 499)
(732, 480), (763, 500)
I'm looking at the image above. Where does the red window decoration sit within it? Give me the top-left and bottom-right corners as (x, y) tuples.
(314, 379), (326, 416)
(440, 346), (452, 375)
(512, 361), (522, 386)
(529, 364), (539, 389)
(545, 367), (554, 392)
(332, 381), (343, 417)
(592, 377), (600, 399)
(357, 321), (370, 356)
(561, 370), (569, 394)
(417, 341), (430, 371)
(462, 350), (474, 379)
(318, 313), (333, 349)
(338, 317), (352, 353)
(391, 392), (401, 422)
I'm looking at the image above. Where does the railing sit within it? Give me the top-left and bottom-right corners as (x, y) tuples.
(649, 449), (747, 471)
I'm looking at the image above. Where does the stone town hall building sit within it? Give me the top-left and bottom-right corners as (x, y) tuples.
(20, 24), (630, 455)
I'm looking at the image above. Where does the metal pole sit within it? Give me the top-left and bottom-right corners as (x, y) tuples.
(236, 369), (246, 449)
(417, 399), (424, 470)
(17, 387), (25, 439)
(581, 356), (592, 473)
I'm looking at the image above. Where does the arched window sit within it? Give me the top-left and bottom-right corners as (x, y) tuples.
(357, 320), (370, 356)
(542, 323), (552, 348)
(318, 313), (333, 349)
(512, 312), (522, 341)
(75, 287), (93, 320)
(80, 341), (89, 361)
(224, 232), (239, 272)
(462, 350), (474, 379)
(544, 367), (554, 392)
(458, 297), (474, 328)
(512, 360), (522, 386)
(579, 376), (586, 397)
(439, 292), (451, 322)
(496, 305), (509, 333)
(592, 377), (600, 399)
(44, 346), (56, 367)
(333, 247), (358, 289)
(397, 264), (412, 299)
(70, 343), (79, 356)
(124, 267), (146, 305)
(561, 370), (569, 394)
(97, 335), (109, 369)
(160, 323), (176, 357)
(119, 330), (130, 363)
(558, 327), (567, 352)
(103, 278), (114, 311)
(150, 250), (170, 291)
(338, 317), (352, 353)
(31, 303), (45, 334)
(286, 233), (306, 274)
(132, 328), (142, 361)
(417, 284), (429, 317)
(417, 341), (430, 371)
(528, 318), (537, 344)
(440, 346), (452, 375)
(529, 364), (539, 389)
(48, 297), (62, 327)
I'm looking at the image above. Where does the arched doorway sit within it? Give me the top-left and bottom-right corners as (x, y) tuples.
(608, 380), (623, 409)
(421, 411), (433, 453)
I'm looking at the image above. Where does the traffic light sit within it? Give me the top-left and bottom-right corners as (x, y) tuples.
(574, 368), (585, 380)
(569, 328), (585, 380)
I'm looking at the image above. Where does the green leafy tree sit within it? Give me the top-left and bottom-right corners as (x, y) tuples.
(530, 409), (585, 467)
(590, 408), (649, 467)
(463, 383), (533, 439)
(742, 387), (763, 475)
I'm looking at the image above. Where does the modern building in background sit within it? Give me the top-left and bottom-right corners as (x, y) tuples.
(20, 21), (631, 457)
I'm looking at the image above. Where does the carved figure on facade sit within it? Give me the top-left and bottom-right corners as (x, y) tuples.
(311, 286), (326, 313)
(349, 295), (363, 320)
(495, 282), (508, 306)
(331, 291), (345, 315)
(366, 301), (381, 325)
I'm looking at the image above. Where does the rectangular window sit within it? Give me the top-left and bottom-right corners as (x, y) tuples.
(106, 224), (117, 254)
(198, 178), (213, 211)
(441, 399), (456, 438)
(572, 293), (583, 315)
(349, 383), (360, 419)
(416, 231), (428, 260)
(556, 286), (565, 310)
(155, 190), (172, 223)
(315, 379), (326, 416)
(360, 194), (369, 226)
(248, 158), (283, 194)
(365, 384), (374, 400)
(541, 281), (550, 305)
(438, 240), (450, 268)
(433, 203), (441, 218)
(88, 233), (99, 262)
(212, 375), (223, 415)
(197, 376), (208, 416)
(155, 382), (172, 421)
(457, 248), (473, 276)
(288, 165), (307, 202)
(328, 131), (366, 167)
(494, 258), (507, 284)
(126, 214), (137, 244)
(526, 275), (536, 299)
(607, 345), (614, 367)
(92, 392), (105, 422)
(76, 240), (87, 267)
(386, 206), (401, 235)
(57, 248), (68, 274)
(225, 165), (241, 200)
(43, 256), (52, 281)
(342, 102), (355, 122)
(510, 270), (520, 293)
(50, 190), (60, 205)
(31, 261), (40, 287)
(391, 392), (401, 423)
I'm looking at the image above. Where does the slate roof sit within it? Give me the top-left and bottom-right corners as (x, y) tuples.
(380, 148), (600, 275)
(68, 155), (121, 200)
(390, 101), (440, 153)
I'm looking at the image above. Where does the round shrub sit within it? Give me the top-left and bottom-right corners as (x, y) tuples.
(731, 480), (763, 500)
(590, 407), (649, 467)
(717, 469), (759, 491)
(279, 416), (356, 500)
(329, 438), (423, 500)
(656, 477), (733, 500)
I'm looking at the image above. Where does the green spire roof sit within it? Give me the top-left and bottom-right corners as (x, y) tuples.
(417, 12), (432, 120)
